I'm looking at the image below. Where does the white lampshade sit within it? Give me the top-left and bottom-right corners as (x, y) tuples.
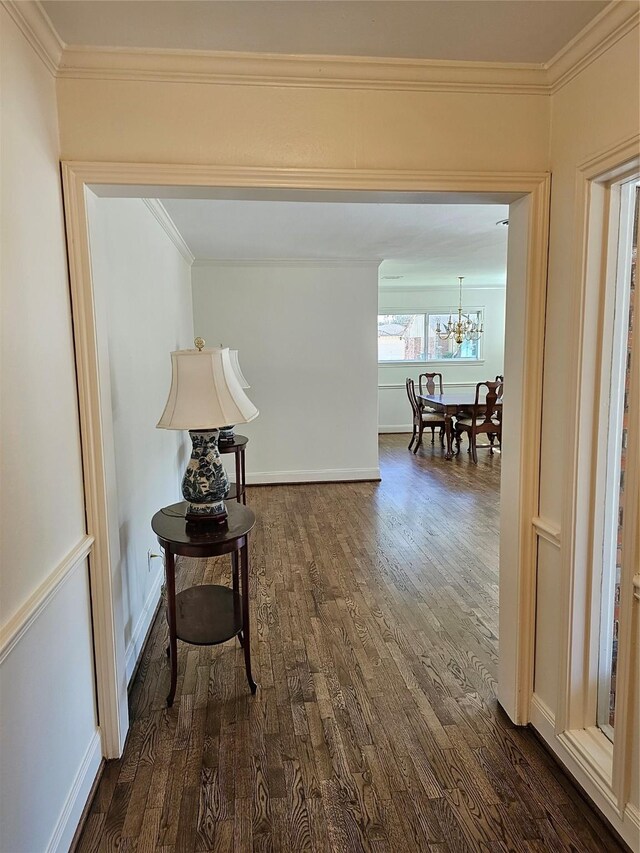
(229, 350), (250, 389)
(157, 346), (258, 430)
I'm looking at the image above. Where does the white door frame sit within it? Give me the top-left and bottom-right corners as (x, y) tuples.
(61, 162), (550, 757)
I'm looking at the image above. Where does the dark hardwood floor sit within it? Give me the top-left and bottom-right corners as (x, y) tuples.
(76, 435), (624, 852)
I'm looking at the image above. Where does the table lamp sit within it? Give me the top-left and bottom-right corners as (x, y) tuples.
(157, 339), (258, 522)
(219, 349), (251, 445)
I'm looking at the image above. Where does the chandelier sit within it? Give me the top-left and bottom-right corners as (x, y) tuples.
(435, 276), (484, 345)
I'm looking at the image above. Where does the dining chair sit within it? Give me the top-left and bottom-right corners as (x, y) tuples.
(492, 376), (504, 438)
(454, 379), (503, 463)
(406, 378), (446, 453)
(418, 372), (444, 415)
(418, 372), (444, 396)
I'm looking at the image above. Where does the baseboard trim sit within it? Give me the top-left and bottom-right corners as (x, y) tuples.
(530, 694), (637, 850)
(125, 570), (163, 685)
(530, 693), (556, 730)
(378, 425), (412, 434)
(69, 757), (105, 853)
(0, 534), (94, 663)
(245, 467), (380, 485)
(46, 730), (102, 853)
(625, 803), (640, 836)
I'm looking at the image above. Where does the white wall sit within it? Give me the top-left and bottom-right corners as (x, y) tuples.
(378, 284), (506, 430)
(87, 197), (194, 683)
(0, 8), (100, 852)
(191, 262), (380, 482)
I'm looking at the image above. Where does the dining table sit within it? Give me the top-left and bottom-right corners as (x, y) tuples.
(417, 391), (503, 460)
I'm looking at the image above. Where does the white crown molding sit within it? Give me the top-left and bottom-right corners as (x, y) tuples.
(9, 0), (637, 97)
(1, 0), (64, 76)
(545, 1), (640, 93)
(192, 257), (380, 268)
(57, 45), (547, 94)
(142, 199), (195, 265)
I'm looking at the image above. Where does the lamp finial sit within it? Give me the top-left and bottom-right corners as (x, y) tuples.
(194, 337), (205, 351)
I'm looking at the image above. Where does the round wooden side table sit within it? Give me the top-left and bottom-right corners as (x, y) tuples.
(219, 434), (248, 504)
(151, 499), (257, 707)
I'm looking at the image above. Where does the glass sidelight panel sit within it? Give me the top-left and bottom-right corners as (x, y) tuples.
(597, 181), (638, 739)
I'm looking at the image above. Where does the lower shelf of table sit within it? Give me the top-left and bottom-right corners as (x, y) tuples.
(226, 482), (245, 501)
(173, 584), (242, 645)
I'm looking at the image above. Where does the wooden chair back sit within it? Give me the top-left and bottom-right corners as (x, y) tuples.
(494, 375), (504, 399)
(405, 378), (422, 418)
(473, 380), (503, 424)
(418, 372), (444, 396)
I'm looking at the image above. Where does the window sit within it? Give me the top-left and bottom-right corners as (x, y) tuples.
(596, 179), (638, 741)
(378, 314), (425, 361)
(378, 311), (483, 362)
(426, 311), (482, 360)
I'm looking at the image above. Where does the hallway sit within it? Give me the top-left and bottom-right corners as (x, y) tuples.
(76, 436), (622, 852)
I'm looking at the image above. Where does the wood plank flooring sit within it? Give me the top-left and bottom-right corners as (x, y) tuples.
(76, 435), (624, 852)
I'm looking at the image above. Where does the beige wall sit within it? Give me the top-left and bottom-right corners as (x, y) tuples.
(56, 79), (550, 172)
(2, 20), (84, 622)
(533, 25), (640, 837)
(0, 9), (100, 852)
(537, 23), (638, 714)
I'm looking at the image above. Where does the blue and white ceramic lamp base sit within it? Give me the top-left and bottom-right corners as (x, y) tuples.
(182, 429), (229, 522)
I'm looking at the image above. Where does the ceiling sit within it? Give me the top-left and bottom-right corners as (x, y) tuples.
(42, 1), (609, 64)
(161, 199), (509, 287)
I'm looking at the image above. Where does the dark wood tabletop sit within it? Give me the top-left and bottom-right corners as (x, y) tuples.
(152, 500), (255, 556)
(218, 434), (249, 453)
(418, 392), (503, 409)
(417, 392), (502, 459)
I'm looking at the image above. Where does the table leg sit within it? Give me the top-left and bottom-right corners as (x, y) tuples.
(444, 412), (454, 459)
(240, 541), (257, 694)
(232, 549), (244, 647)
(234, 448), (242, 504)
(240, 449), (247, 505)
(165, 548), (178, 708)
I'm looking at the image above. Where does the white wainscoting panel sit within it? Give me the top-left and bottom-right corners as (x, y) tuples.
(0, 554), (100, 853)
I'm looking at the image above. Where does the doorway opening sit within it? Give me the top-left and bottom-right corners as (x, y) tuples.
(62, 165), (549, 757)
